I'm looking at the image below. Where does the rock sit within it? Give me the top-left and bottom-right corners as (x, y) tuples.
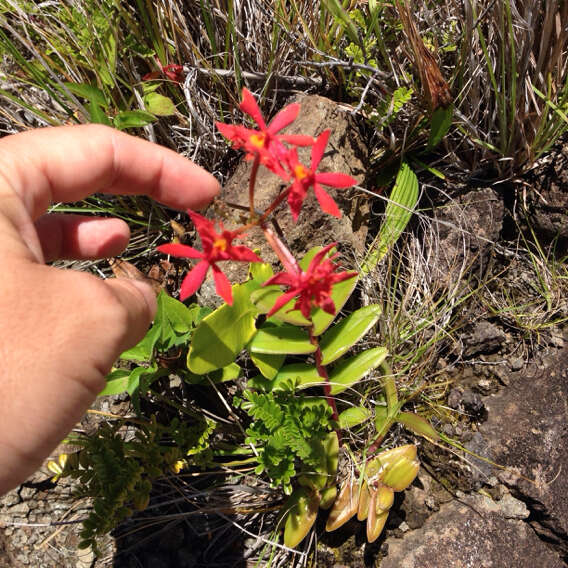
(380, 495), (564, 568)
(464, 321), (506, 356)
(525, 147), (568, 243)
(215, 94), (368, 288)
(510, 356), (524, 371)
(480, 345), (568, 556)
(429, 188), (504, 288)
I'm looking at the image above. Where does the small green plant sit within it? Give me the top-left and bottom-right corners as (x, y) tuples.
(48, 414), (215, 552)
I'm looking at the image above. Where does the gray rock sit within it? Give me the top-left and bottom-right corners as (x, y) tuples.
(380, 496), (564, 568)
(465, 321), (506, 356)
(480, 345), (568, 556)
(429, 188), (504, 289)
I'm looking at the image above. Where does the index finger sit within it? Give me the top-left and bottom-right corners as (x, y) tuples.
(0, 124), (220, 220)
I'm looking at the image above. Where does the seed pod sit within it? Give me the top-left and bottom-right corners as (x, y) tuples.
(325, 477), (359, 531)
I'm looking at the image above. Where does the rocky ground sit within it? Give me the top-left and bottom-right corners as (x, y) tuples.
(0, 97), (567, 567)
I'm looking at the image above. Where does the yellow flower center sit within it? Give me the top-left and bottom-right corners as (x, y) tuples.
(213, 237), (228, 252)
(294, 164), (310, 180)
(249, 133), (266, 148)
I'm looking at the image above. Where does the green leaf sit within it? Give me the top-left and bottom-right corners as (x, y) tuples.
(153, 292), (194, 348)
(248, 323), (316, 355)
(99, 369), (131, 396)
(321, 0), (360, 45)
(361, 163), (418, 275)
(248, 363), (321, 392)
(63, 82), (108, 107)
(283, 487), (320, 548)
(428, 105), (453, 149)
(87, 101), (111, 125)
(375, 405), (390, 431)
(329, 347), (388, 395)
(250, 286), (310, 326)
(396, 412), (440, 441)
(311, 274), (358, 336)
(185, 362), (242, 384)
(187, 281), (258, 374)
(120, 324), (160, 362)
(320, 305), (382, 365)
(250, 351), (286, 379)
(113, 110), (157, 129)
(338, 406), (372, 428)
(250, 261), (273, 285)
(143, 92), (177, 116)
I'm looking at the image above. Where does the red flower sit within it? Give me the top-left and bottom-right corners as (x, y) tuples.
(286, 129), (358, 221)
(216, 88), (313, 178)
(142, 63), (184, 83)
(264, 243), (357, 319)
(158, 210), (262, 304)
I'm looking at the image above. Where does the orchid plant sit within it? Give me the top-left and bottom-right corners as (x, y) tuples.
(90, 88), (438, 551)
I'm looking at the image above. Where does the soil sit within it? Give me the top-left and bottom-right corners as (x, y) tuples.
(1, 98), (567, 567)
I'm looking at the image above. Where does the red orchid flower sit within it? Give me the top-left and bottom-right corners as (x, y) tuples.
(158, 210), (262, 304)
(142, 63), (184, 83)
(264, 243), (357, 319)
(286, 129), (358, 221)
(216, 88), (314, 179)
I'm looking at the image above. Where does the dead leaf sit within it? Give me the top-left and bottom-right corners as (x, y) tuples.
(396, 0), (452, 111)
(109, 258), (162, 295)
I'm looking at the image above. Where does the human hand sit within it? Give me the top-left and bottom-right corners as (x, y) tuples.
(0, 125), (219, 494)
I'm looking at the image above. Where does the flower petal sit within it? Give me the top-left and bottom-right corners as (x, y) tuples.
(279, 134), (315, 147)
(266, 289), (299, 317)
(311, 130), (331, 170)
(186, 209), (217, 248)
(179, 260), (210, 300)
(228, 245), (263, 262)
(308, 243), (338, 273)
(319, 295), (337, 315)
(239, 88), (267, 130)
(313, 183), (341, 217)
(264, 272), (300, 287)
(211, 264), (233, 304)
(287, 181), (308, 222)
(316, 172), (358, 188)
(157, 243), (203, 259)
(216, 122), (248, 148)
(268, 103), (300, 133)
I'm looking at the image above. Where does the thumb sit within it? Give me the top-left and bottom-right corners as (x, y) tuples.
(101, 278), (157, 355)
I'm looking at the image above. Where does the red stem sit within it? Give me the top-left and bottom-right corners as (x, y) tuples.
(309, 326), (342, 446)
(261, 225), (299, 274)
(248, 155), (260, 217)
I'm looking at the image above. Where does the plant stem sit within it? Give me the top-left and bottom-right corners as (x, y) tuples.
(261, 224), (300, 274)
(248, 155), (260, 217)
(308, 326), (342, 446)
